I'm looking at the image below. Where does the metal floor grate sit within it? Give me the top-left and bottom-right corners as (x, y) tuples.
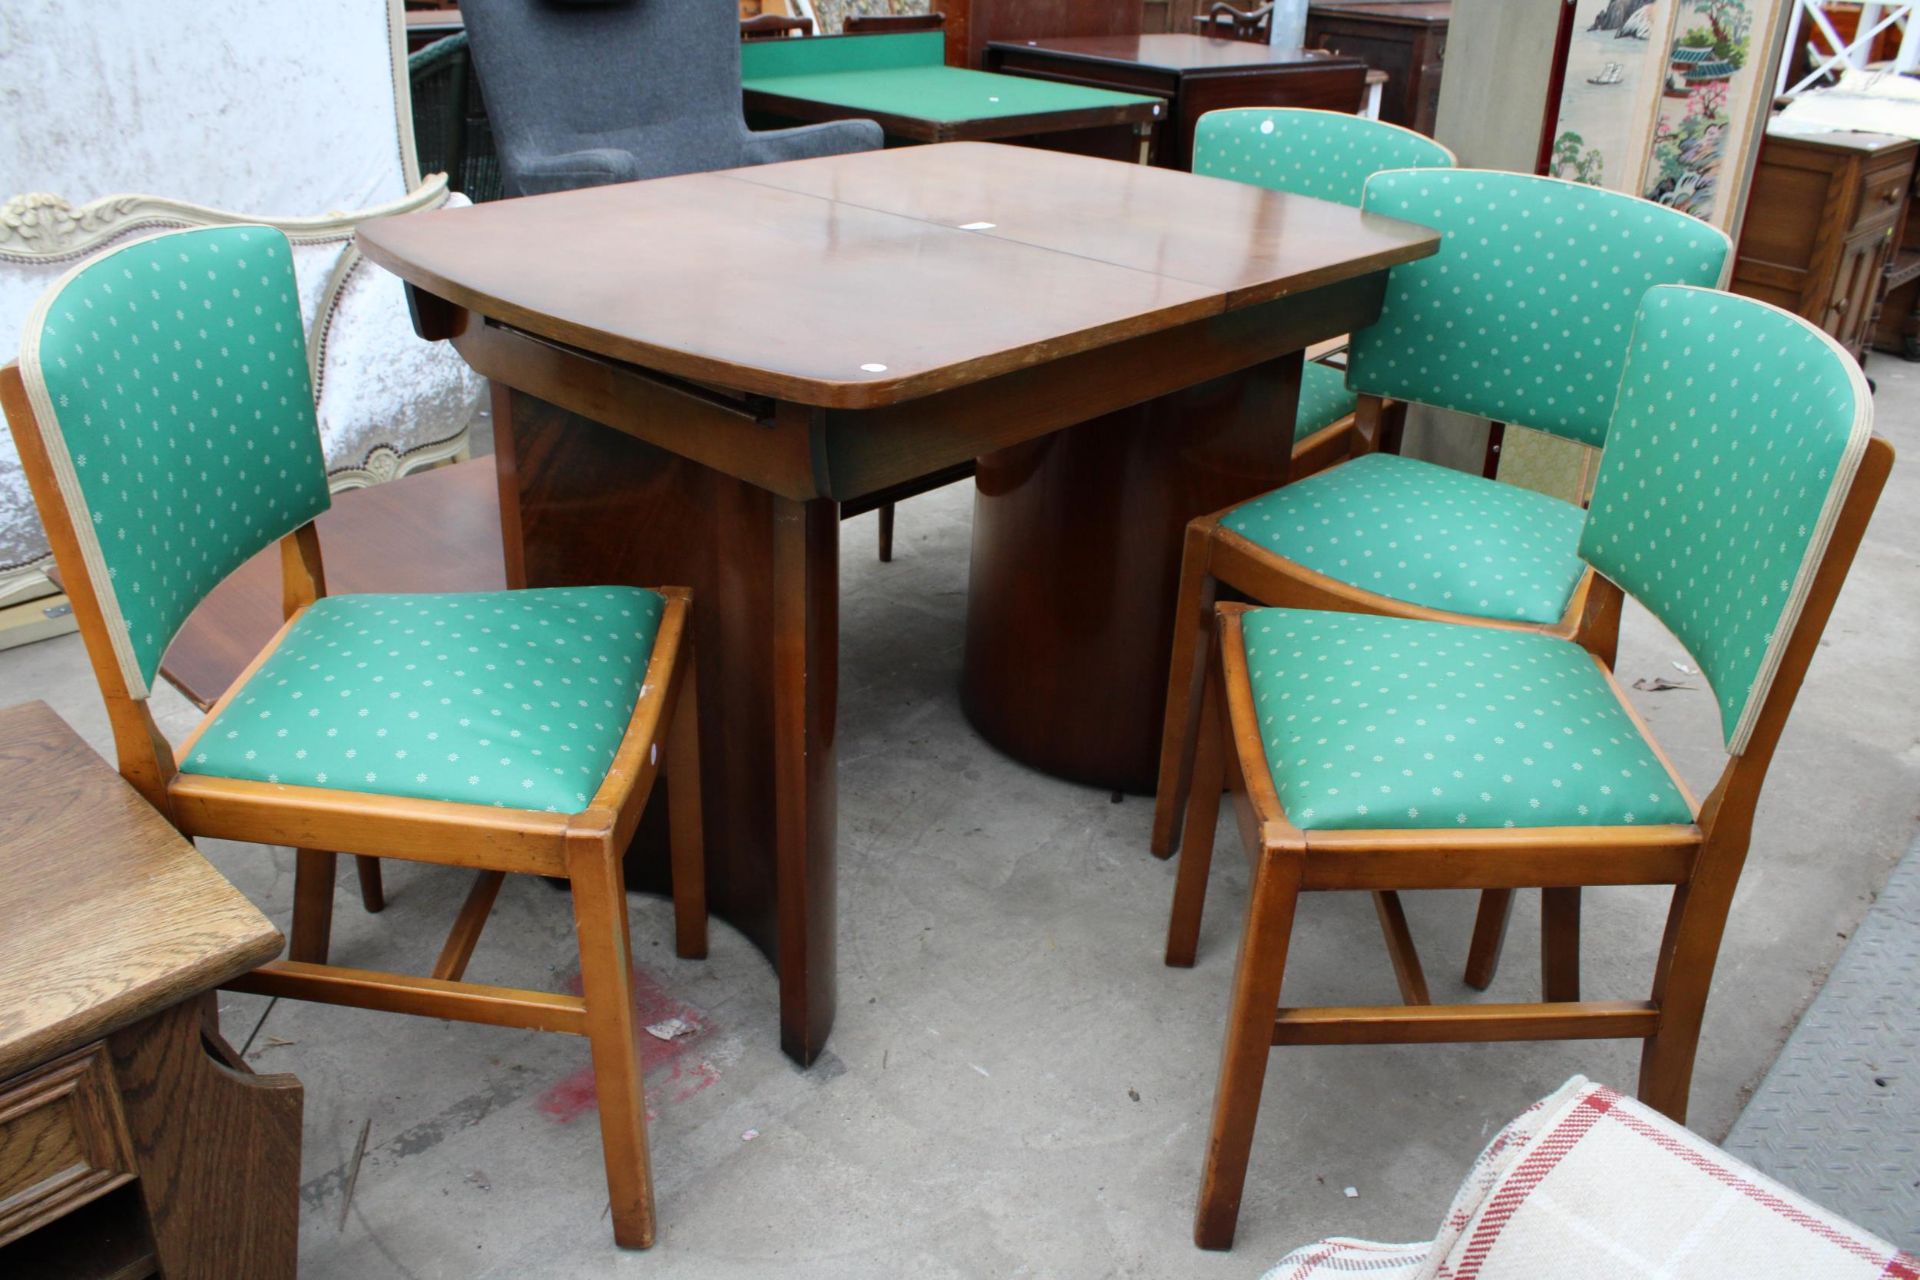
(1724, 833), (1920, 1252)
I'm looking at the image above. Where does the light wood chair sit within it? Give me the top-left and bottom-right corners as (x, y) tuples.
(1191, 108), (1455, 475)
(1, 224), (706, 1250)
(1151, 170), (1733, 883)
(1170, 285), (1893, 1249)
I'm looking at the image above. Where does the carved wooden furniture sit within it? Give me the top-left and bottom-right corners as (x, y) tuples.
(845, 12), (948, 32)
(742, 13), (816, 38)
(1193, 2), (1275, 41)
(1149, 170), (1732, 863)
(933, 0), (1144, 68)
(1305, 0), (1450, 135)
(741, 31), (1166, 159)
(983, 36), (1369, 169)
(0, 701), (298, 1279)
(1173, 286), (1893, 1248)
(1, 225), (706, 1251)
(354, 141), (1439, 1064)
(1872, 161), (1920, 360)
(0, 0), (485, 611)
(1732, 125), (1919, 367)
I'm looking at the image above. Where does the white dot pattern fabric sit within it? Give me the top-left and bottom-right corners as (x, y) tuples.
(187, 588), (664, 815)
(19, 226), (331, 695)
(1295, 359), (1359, 441)
(1241, 608), (1693, 832)
(1349, 170), (1731, 447)
(1192, 108), (1455, 209)
(1223, 452), (1590, 625)
(1580, 286), (1873, 754)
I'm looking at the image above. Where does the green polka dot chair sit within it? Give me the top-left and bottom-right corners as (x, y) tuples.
(1151, 170), (1733, 866)
(1169, 286), (1893, 1250)
(1191, 108), (1456, 473)
(0, 225), (705, 1251)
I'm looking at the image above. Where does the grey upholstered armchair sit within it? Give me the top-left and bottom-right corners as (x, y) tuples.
(460, 0), (883, 197)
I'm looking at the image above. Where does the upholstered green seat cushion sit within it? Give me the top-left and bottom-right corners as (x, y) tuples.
(1295, 359), (1358, 442)
(1241, 608), (1693, 831)
(1221, 453), (1588, 624)
(185, 588), (665, 815)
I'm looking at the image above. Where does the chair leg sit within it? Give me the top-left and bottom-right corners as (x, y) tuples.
(1637, 870), (1741, 1124)
(289, 848), (337, 964)
(1194, 842), (1305, 1251)
(1463, 888), (1514, 990)
(1151, 522), (1219, 859)
(1371, 891), (1431, 1006)
(567, 841), (656, 1250)
(877, 501), (895, 563)
(666, 662), (709, 961)
(1166, 653), (1226, 969)
(1541, 887), (1581, 1002)
(354, 856), (385, 913)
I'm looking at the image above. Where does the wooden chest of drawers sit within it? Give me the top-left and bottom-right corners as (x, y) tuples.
(1305, 0), (1449, 135)
(1732, 126), (1919, 365)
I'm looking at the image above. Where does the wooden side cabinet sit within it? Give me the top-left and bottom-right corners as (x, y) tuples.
(1305, 0), (1449, 135)
(1732, 125), (1918, 365)
(0, 703), (298, 1280)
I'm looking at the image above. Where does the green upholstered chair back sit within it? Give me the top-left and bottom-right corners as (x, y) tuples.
(17, 225), (331, 699)
(1349, 170), (1732, 447)
(1579, 286), (1874, 755)
(1191, 107), (1455, 207)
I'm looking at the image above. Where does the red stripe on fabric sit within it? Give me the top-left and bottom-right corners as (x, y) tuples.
(1602, 1104), (1915, 1272)
(1446, 1088), (1617, 1279)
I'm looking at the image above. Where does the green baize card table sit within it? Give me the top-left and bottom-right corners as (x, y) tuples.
(743, 31), (1166, 161)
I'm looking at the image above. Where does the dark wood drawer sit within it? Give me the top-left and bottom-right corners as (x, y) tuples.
(1855, 162), (1911, 232)
(0, 1047), (137, 1248)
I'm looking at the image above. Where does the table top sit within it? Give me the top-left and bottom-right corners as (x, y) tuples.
(0, 702), (281, 1079)
(742, 30), (1162, 130)
(988, 33), (1354, 73)
(356, 142), (1438, 410)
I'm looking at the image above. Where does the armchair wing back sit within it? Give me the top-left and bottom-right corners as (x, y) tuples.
(1580, 286), (1876, 754)
(1348, 169), (1732, 447)
(16, 227), (331, 697)
(1192, 108), (1455, 207)
(460, 0), (882, 197)
(0, 0), (483, 603)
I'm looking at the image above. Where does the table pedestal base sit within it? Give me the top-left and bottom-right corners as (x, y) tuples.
(962, 352), (1303, 793)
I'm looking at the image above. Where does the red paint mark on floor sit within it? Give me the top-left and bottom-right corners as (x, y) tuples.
(536, 967), (715, 1124)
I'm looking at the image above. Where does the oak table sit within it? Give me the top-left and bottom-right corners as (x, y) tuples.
(356, 141), (1438, 1065)
(984, 34), (1369, 171)
(0, 702), (298, 1279)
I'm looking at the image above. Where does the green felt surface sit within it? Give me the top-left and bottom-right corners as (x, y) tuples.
(744, 64), (1158, 125)
(741, 30), (946, 78)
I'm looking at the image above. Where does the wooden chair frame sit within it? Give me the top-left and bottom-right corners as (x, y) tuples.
(1170, 432), (1892, 1249)
(1, 362), (706, 1251)
(1151, 392), (1623, 862)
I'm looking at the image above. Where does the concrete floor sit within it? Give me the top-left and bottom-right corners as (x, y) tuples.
(5, 357), (1919, 1277)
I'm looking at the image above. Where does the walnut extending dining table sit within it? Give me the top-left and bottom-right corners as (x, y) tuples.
(355, 141), (1437, 1065)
